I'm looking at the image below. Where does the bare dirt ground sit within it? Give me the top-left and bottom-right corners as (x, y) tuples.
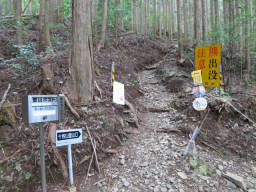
(80, 62), (256, 192)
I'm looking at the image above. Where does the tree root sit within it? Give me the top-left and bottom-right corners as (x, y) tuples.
(48, 123), (68, 180)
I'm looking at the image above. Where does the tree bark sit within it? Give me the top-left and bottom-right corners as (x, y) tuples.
(193, 0), (200, 47)
(96, 0), (108, 50)
(244, 0), (250, 75)
(183, 0), (188, 42)
(153, 0), (157, 35)
(210, 0), (214, 32)
(39, 0), (53, 53)
(120, 0), (124, 30)
(71, 0), (94, 103)
(15, 0), (22, 45)
(214, 0), (219, 42)
(158, 0), (162, 37)
(176, 0), (183, 59)
(131, 0), (134, 31)
(135, 0), (139, 33)
(201, 0), (207, 42)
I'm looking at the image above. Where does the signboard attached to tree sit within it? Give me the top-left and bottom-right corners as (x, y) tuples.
(195, 44), (222, 87)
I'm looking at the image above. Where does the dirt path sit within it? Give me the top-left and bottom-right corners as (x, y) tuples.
(82, 65), (256, 192)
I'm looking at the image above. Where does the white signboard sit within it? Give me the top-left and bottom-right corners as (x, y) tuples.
(56, 129), (82, 147)
(193, 97), (208, 111)
(113, 81), (125, 105)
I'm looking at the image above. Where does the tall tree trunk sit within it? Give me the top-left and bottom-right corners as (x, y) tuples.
(92, 0), (99, 20)
(210, 0), (214, 32)
(71, 0), (94, 103)
(177, 0), (183, 59)
(140, 0), (144, 34)
(158, 0), (162, 37)
(193, 0), (200, 47)
(214, 0), (219, 42)
(153, 0), (157, 35)
(56, 0), (64, 23)
(135, 0), (139, 33)
(144, 0), (149, 35)
(39, 0), (53, 53)
(163, 0), (167, 37)
(120, 0), (124, 30)
(131, 0), (134, 31)
(97, 0), (108, 50)
(201, 0), (207, 42)
(245, 0), (250, 75)
(15, 0), (22, 45)
(235, 0), (242, 54)
(0, 1), (2, 16)
(49, 0), (57, 23)
(183, 0), (188, 42)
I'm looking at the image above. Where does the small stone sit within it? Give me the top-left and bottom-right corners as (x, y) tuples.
(121, 178), (129, 187)
(177, 172), (187, 180)
(140, 162), (149, 167)
(218, 165), (224, 171)
(216, 170), (222, 176)
(248, 189), (256, 192)
(167, 177), (176, 183)
(119, 155), (125, 159)
(160, 187), (168, 192)
(120, 159), (125, 165)
(166, 184), (172, 189)
(223, 172), (247, 190)
(145, 179), (150, 185)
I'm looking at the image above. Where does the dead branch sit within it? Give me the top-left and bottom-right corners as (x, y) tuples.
(125, 99), (139, 128)
(217, 97), (256, 126)
(48, 123), (68, 180)
(86, 126), (100, 173)
(0, 84), (11, 111)
(85, 153), (94, 183)
(95, 81), (103, 99)
(0, 147), (27, 164)
(22, 0), (32, 14)
(64, 96), (80, 119)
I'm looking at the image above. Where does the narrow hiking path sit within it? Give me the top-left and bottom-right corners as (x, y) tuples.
(81, 61), (256, 192)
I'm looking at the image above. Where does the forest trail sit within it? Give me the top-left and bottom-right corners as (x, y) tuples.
(82, 60), (256, 192)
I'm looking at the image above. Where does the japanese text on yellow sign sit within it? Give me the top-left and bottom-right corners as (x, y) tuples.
(191, 70), (203, 85)
(195, 44), (222, 87)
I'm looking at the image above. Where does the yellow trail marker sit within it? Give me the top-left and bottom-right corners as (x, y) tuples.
(195, 44), (222, 88)
(191, 70), (203, 85)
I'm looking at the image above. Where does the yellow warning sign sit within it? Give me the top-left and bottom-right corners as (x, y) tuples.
(195, 44), (221, 87)
(191, 70), (203, 85)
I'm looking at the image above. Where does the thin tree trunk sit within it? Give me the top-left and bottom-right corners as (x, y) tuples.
(0, 1), (2, 16)
(56, 0), (64, 23)
(183, 0), (188, 42)
(135, 0), (139, 33)
(194, 0), (200, 47)
(214, 0), (219, 42)
(158, 0), (162, 37)
(120, 0), (124, 30)
(201, 0), (207, 42)
(245, 0), (250, 75)
(177, 0), (183, 59)
(39, 0), (53, 53)
(144, 0), (149, 35)
(71, 0), (94, 103)
(131, 0), (134, 31)
(153, 0), (157, 35)
(235, 0), (242, 54)
(97, 0), (108, 50)
(210, 0), (214, 32)
(15, 0), (22, 45)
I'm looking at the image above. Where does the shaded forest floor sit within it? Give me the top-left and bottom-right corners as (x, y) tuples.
(0, 23), (256, 192)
